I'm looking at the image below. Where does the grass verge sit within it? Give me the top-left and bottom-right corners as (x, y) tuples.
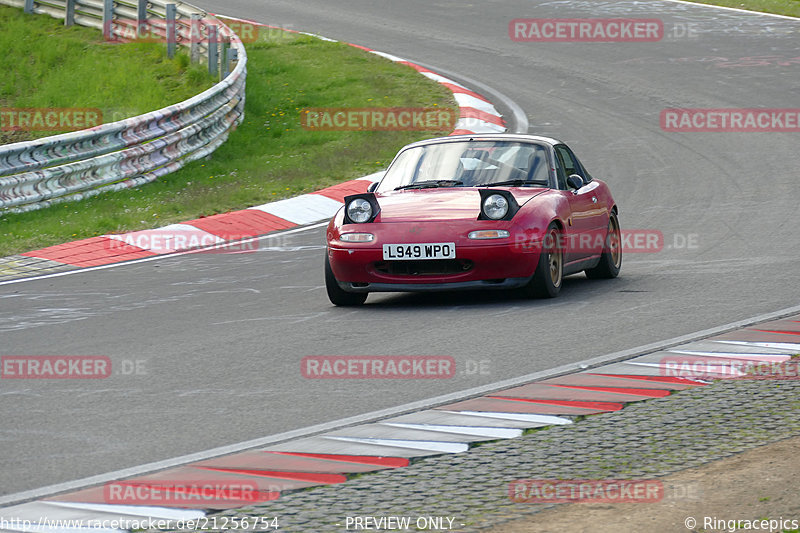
(0, 5), (215, 145)
(0, 16), (457, 256)
(688, 0), (800, 17)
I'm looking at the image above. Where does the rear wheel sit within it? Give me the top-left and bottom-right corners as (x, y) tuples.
(585, 211), (622, 279)
(522, 223), (563, 298)
(325, 253), (367, 306)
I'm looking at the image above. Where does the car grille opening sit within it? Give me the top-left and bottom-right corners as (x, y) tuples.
(374, 260), (473, 276)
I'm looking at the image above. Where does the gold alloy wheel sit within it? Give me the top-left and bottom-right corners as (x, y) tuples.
(547, 229), (563, 288)
(609, 215), (622, 268)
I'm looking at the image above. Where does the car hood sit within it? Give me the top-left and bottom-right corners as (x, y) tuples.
(374, 188), (547, 222)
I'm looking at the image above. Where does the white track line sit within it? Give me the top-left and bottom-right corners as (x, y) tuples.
(660, 0), (800, 21)
(0, 223), (328, 287)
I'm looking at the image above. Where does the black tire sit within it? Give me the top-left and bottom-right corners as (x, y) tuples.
(325, 253), (367, 306)
(585, 211), (622, 279)
(521, 223), (563, 298)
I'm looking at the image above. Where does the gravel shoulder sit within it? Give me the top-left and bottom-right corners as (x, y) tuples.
(489, 435), (800, 533)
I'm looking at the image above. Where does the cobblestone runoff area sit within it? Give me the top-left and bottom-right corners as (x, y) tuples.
(145, 378), (800, 532)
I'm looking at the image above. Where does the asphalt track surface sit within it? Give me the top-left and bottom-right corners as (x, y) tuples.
(2, 0), (799, 498)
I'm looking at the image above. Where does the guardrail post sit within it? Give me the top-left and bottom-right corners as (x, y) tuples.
(224, 46), (237, 79)
(165, 3), (177, 59)
(136, 0), (147, 37)
(24, 0), (34, 14)
(102, 0), (114, 40)
(65, 0), (75, 26)
(220, 38), (229, 78)
(208, 24), (218, 77)
(190, 13), (201, 64)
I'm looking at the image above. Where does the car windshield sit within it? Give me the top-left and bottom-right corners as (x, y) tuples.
(377, 141), (551, 192)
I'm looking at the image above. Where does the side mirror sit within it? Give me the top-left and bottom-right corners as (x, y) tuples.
(567, 174), (584, 191)
(367, 181), (379, 192)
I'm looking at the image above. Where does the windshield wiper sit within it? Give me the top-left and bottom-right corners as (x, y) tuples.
(394, 180), (463, 190)
(475, 179), (549, 187)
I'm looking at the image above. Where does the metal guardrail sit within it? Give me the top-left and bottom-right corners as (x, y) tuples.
(0, 0), (247, 212)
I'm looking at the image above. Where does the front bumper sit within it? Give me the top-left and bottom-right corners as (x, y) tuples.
(337, 276), (534, 293)
(328, 235), (541, 292)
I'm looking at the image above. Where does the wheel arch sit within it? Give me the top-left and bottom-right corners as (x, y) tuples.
(549, 217), (565, 232)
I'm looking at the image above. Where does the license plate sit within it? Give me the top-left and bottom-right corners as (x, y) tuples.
(382, 242), (456, 260)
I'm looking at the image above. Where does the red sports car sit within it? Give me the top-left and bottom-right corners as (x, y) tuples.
(325, 134), (621, 306)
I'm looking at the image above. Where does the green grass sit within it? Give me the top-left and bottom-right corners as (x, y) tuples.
(0, 5), (215, 145)
(0, 15), (457, 256)
(689, 0), (800, 17)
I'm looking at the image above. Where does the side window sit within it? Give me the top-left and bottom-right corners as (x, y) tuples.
(554, 145), (580, 178)
(553, 149), (568, 190)
(572, 153), (593, 183)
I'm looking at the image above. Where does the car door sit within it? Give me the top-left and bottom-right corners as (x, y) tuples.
(553, 145), (606, 263)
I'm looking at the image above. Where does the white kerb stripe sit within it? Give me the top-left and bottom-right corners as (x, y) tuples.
(714, 340), (800, 352)
(44, 501), (204, 520)
(322, 436), (468, 454)
(105, 224), (223, 253)
(369, 51), (407, 63)
(442, 411), (572, 425)
(249, 194), (343, 225)
(356, 171), (386, 182)
(299, 31), (337, 41)
(454, 118), (506, 134)
(625, 361), (747, 377)
(454, 93), (499, 115)
(380, 422), (521, 439)
(0, 502), (125, 532)
(420, 72), (467, 88)
(667, 349), (791, 361)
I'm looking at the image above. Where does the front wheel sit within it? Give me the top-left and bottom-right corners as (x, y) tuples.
(585, 211), (622, 279)
(325, 253), (367, 306)
(521, 223), (563, 298)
